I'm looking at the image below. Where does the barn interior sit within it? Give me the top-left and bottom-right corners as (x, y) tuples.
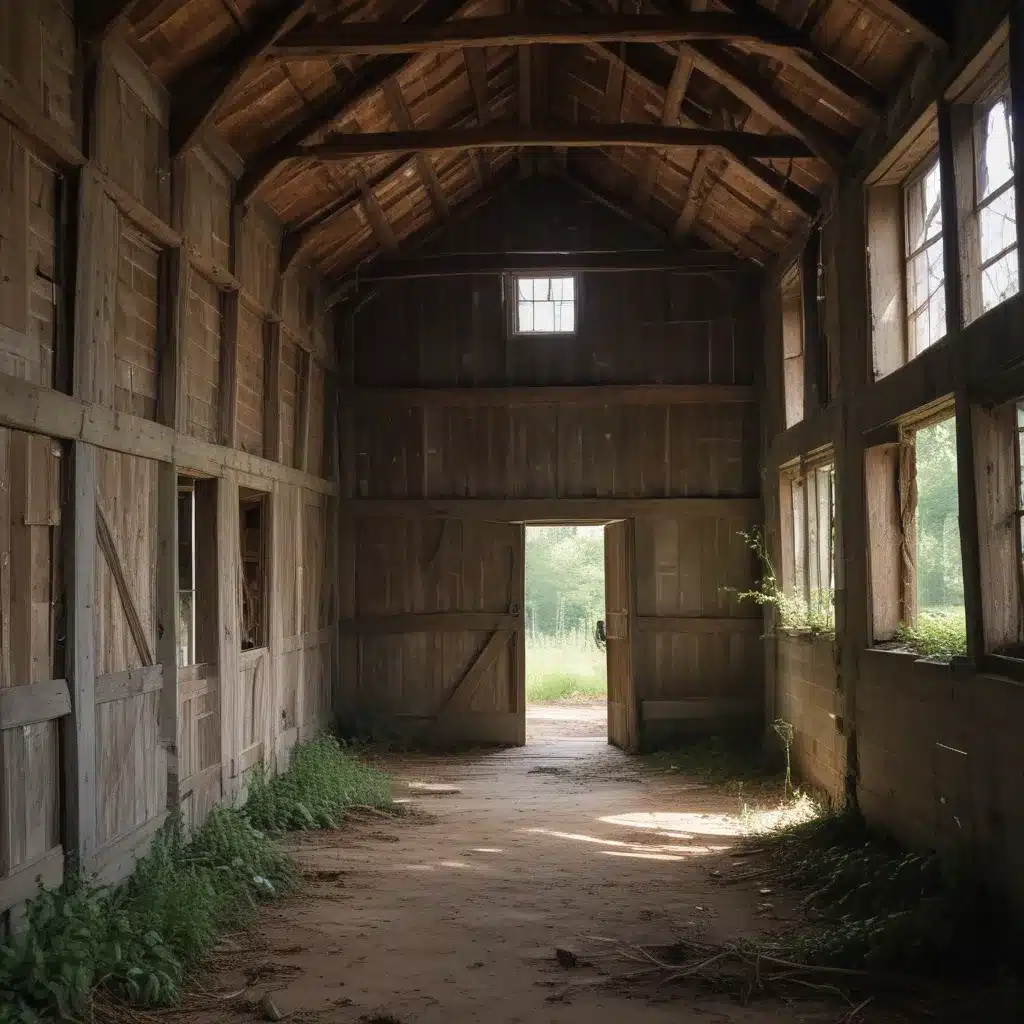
(2, 0), (1024, 1018)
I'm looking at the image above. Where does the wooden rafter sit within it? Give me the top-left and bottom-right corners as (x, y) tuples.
(235, 0), (472, 203)
(169, 0), (312, 157)
(463, 47), (492, 179)
(302, 124), (814, 161)
(517, 0), (532, 176)
(633, 47), (696, 209)
(676, 148), (717, 236)
(714, 0), (883, 116)
(595, 42), (818, 219)
(354, 167), (398, 251)
(269, 12), (808, 58)
(381, 79), (449, 221)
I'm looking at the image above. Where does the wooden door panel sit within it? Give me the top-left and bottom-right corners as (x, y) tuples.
(605, 519), (638, 752)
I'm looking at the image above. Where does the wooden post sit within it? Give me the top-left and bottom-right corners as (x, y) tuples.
(294, 348), (313, 473)
(218, 290), (240, 448)
(216, 473), (240, 799)
(64, 442), (97, 866)
(157, 155), (190, 432)
(263, 321), (284, 463)
(156, 462), (180, 804)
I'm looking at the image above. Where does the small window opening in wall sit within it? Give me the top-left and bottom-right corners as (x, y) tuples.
(973, 80), (1018, 313)
(780, 459), (835, 633)
(513, 275), (576, 334)
(904, 156), (946, 356)
(867, 412), (966, 658)
(178, 484), (196, 666)
(239, 491), (268, 651)
(780, 265), (804, 428)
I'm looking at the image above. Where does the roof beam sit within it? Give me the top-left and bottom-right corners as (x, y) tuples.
(675, 148), (717, 236)
(338, 248), (748, 283)
(463, 48), (493, 179)
(354, 168), (398, 252)
(633, 48), (696, 209)
(855, 0), (951, 48)
(270, 12), (816, 59)
(302, 124), (814, 161)
(517, 0), (532, 176)
(381, 79), (449, 221)
(169, 0), (312, 157)
(594, 42), (819, 219)
(235, 0), (471, 204)
(713, 0), (883, 116)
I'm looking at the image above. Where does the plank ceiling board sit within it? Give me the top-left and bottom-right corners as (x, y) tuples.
(122, 0), (926, 277)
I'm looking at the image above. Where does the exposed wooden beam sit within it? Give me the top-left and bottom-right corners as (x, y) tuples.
(235, 0), (471, 204)
(339, 248), (748, 283)
(169, 1), (312, 157)
(342, 384), (756, 407)
(354, 167), (399, 251)
(381, 79), (449, 220)
(462, 47), (492, 178)
(595, 42), (819, 219)
(303, 124), (814, 161)
(634, 48), (696, 209)
(342, 497), (762, 521)
(518, 0), (532, 176)
(676, 147), (716, 235)
(855, 0), (951, 48)
(714, 0), (883, 116)
(269, 12), (804, 58)
(602, 51), (626, 123)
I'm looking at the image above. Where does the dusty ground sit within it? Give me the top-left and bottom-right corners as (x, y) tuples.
(177, 708), (956, 1024)
(525, 699), (605, 740)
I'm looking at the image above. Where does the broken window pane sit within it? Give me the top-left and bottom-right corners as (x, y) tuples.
(982, 250), (1019, 311)
(904, 157), (946, 355)
(979, 185), (1016, 263)
(978, 97), (1014, 200)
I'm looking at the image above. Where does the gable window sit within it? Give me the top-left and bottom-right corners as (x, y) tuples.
(904, 156), (946, 356)
(973, 78), (1017, 313)
(512, 275), (576, 334)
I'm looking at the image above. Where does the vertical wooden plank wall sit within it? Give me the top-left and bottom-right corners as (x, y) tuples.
(343, 178), (762, 747)
(0, 4), (339, 923)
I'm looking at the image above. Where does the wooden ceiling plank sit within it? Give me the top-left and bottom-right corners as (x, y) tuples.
(169, 0), (313, 157)
(676, 148), (720, 235)
(382, 79), (450, 221)
(518, 0), (532, 176)
(236, 0), (473, 204)
(714, 0), (884, 116)
(302, 124), (814, 161)
(354, 167), (399, 252)
(270, 12), (830, 58)
(854, 0), (951, 48)
(463, 47), (493, 179)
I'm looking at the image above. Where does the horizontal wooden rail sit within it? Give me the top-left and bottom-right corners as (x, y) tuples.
(0, 679), (71, 730)
(303, 124), (813, 162)
(271, 13), (799, 58)
(341, 613), (519, 635)
(95, 665), (164, 705)
(0, 367), (336, 495)
(0, 846), (64, 913)
(343, 384), (756, 408)
(635, 616), (763, 633)
(642, 697), (761, 720)
(93, 812), (168, 886)
(341, 497), (763, 522)
(281, 627), (335, 652)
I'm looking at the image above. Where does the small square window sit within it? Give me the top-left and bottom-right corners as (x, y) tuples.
(512, 275), (576, 334)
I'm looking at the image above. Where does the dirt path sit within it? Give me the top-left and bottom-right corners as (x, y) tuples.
(177, 729), (896, 1024)
(526, 699), (606, 740)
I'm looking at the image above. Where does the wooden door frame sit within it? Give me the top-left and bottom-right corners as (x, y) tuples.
(603, 517), (639, 753)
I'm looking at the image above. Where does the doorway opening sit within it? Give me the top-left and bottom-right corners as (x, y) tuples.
(524, 525), (607, 742)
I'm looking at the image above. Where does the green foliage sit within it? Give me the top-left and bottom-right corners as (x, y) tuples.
(525, 631), (606, 703)
(525, 526), (605, 638)
(915, 418), (965, 611)
(0, 736), (391, 1022)
(896, 607), (968, 660)
(731, 528), (834, 635)
(244, 734), (393, 832)
(0, 809), (295, 1023)
(756, 811), (1001, 974)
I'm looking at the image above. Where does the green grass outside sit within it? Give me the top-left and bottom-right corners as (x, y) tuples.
(525, 631), (607, 703)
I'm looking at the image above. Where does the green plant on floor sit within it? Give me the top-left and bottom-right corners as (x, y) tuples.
(729, 528), (835, 636)
(0, 736), (394, 1023)
(894, 608), (968, 660)
(771, 718), (795, 797)
(244, 733), (393, 832)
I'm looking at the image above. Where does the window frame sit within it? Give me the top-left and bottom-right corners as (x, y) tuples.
(780, 264), (805, 429)
(239, 490), (269, 652)
(506, 273), (579, 337)
(902, 150), (947, 358)
(177, 482), (197, 667)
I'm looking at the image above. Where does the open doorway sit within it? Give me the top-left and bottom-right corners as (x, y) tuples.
(524, 525), (607, 742)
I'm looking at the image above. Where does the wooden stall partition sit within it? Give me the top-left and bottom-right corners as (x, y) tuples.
(0, 428), (66, 924)
(92, 449), (167, 884)
(605, 519), (638, 752)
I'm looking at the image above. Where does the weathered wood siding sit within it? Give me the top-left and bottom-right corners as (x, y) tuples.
(342, 177), (762, 746)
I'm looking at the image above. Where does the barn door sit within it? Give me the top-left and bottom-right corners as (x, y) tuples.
(604, 519), (638, 752)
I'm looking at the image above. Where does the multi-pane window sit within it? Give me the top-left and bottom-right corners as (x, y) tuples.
(973, 77), (1018, 313)
(904, 157), (946, 355)
(514, 275), (576, 334)
(783, 460), (835, 631)
(177, 485), (196, 667)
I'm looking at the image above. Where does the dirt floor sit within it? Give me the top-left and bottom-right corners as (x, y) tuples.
(177, 707), (951, 1024)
